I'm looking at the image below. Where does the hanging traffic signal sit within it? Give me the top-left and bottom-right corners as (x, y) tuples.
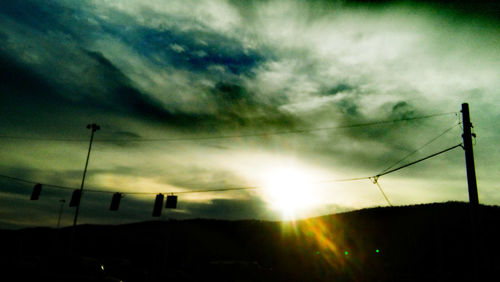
(166, 195), (177, 209)
(69, 189), (82, 207)
(110, 193), (122, 211)
(30, 184), (42, 200)
(152, 194), (164, 217)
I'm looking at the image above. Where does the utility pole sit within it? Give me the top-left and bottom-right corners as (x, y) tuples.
(461, 103), (479, 206)
(72, 123), (100, 227)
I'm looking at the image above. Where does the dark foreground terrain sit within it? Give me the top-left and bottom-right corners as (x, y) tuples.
(1, 202), (499, 281)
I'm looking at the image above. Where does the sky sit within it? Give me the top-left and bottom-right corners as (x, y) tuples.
(0, 0), (498, 229)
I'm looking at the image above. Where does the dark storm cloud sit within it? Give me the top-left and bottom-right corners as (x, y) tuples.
(324, 83), (355, 96)
(293, 97), (455, 171)
(231, 0), (499, 22)
(389, 101), (417, 120)
(114, 26), (267, 76)
(74, 50), (216, 128)
(137, 164), (252, 193)
(111, 131), (142, 139)
(1, 34), (282, 134)
(0, 0), (293, 135)
(0, 165), (85, 192)
(0, 31), (7, 42)
(0, 45), (208, 131)
(334, 98), (359, 117)
(0, 0), (74, 34)
(0, 179), (159, 228)
(0, 174), (270, 228)
(0, 176), (79, 228)
(0, 49), (59, 104)
(343, 0), (500, 18)
(0, 0), (101, 49)
(176, 198), (271, 220)
(209, 81), (299, 129)
(0, 178), (35, 198)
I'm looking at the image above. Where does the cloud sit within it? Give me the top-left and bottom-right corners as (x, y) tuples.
(175, 198), (271, 220)
(111, 25), (267, 76)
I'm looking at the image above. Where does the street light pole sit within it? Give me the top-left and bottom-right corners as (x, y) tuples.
(72, 123), (100, 227)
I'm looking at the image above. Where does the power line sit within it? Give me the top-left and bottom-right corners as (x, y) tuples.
(0, 173), (366, 195)
(316, 176), (370, 183)
(375, 144), (463, 178)
(378, 123), (460, 175)
(0, 112), (457, 143)
(0, 143), (463, 197)
(128, 186), (261, 195)
(0, 174), (76, 191)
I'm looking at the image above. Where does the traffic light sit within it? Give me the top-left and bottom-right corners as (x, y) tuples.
(69, 189), (82, 207)
(152, 194), (164, 217)
(166, 195), (177, 209)
(30, 184), (42, 200)
(110, 193), (122, 211)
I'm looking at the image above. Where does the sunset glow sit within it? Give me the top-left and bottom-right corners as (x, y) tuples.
(262, 166), (321, 219)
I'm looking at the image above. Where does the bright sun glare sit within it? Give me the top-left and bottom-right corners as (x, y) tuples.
(263, 166), (320, 219)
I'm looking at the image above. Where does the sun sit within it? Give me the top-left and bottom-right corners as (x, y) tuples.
(262, 166), (320, 219)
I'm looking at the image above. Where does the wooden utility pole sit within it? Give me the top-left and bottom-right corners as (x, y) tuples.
(461, 103), (478, 206)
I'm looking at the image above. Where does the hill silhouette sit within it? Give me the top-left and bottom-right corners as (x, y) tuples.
(1, 201), (499, 281)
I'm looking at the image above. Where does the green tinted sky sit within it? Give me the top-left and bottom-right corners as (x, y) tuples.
(0, 0), (498, 228)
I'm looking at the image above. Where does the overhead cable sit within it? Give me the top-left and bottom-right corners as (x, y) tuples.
(375, 144), (463, 178)
(0, 143), (463, 196)
(0, 112), (457, 143)
(378, 123), (460, 175)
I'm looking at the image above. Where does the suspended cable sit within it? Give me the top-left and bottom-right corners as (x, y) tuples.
(127, 186), (261, 195)
(0, 112), (457, 143)
(0, 143), (462, 198)
(378, 123), (460, 174)
(0, 174), (76, 191)
(375, 143), (463, 178)
(0, 174), (37, 185)
(372, 142), (462, 207)
(316, 176), (370, 183)
(0, 174), (366, 195)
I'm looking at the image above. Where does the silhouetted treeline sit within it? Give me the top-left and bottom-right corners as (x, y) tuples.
(1, 201), (499, 281)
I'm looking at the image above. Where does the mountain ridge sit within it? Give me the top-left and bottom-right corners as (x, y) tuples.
(1, 201), (499, 281)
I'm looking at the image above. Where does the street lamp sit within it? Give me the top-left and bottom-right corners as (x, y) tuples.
(72, 123), (100, 227)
